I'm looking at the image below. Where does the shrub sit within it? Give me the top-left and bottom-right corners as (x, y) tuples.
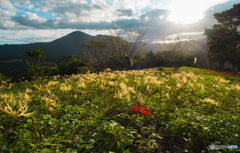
(0, 73), (11, 85)
(77, 66), (90, 74)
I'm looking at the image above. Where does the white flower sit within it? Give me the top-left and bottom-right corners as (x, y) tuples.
(203, 98), (218, 105)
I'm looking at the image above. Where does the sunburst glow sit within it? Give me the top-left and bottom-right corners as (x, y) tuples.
(167, 0), (211, 25)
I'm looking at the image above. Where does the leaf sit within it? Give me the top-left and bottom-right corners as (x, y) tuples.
(123, 149), (130, 153)
(48, 121), (52, 125)
(40, 148), (54, 153)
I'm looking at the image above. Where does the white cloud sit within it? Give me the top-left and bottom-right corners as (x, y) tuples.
(0, 8), (15, 17)
(0, 29), (77, 43)
(0, 0), (239, 44)
(24, 12), (46, 22)
(0, 0), (14, 9)
(27, 4), (34, 9)
(0, 20), (15, 28)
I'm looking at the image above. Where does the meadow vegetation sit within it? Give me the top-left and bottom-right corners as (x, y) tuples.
(0, 67), (239, 153)
(0, 4), (239, 152)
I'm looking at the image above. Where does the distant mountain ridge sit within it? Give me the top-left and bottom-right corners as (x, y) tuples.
(0, 31), (109, 76)
(0, 31), (109, 62)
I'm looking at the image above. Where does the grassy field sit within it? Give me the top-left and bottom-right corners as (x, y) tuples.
(0, 66), (240, 153)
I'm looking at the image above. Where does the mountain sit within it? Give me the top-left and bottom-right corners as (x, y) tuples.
(0, 31), (109, 62)
(0, 31), (109, 76)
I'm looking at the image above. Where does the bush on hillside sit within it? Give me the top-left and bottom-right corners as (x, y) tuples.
(77, 66), (90, 74)
(0, 73), (11, 85)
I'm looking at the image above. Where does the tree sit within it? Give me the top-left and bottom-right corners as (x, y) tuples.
(56, 56), (86, 75)
(204, 3), (240, 71)
(81, 37), (115, 71)
(194, 38), (212, 69)
(214, 3), (240, 32)
(133, 52), (144, 69)
(25, 47), (46, 78)
(42, 62), (59, 76)
(159, 36), (194, 69)
(107, 24), (148, 70)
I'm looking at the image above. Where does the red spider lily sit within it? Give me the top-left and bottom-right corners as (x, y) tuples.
(141, 107), (151, 116)
(84, 114), (89, 119)
(130, 104), (141, 113)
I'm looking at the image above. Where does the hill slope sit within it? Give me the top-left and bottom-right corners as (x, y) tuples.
(0, 31), (109, 76)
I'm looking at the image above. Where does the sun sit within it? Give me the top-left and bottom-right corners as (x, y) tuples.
(167, 0), (207, 25)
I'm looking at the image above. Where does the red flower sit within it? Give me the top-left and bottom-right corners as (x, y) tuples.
(84, 114), (89, 118)
(130, 104), (141, 113)
(141, 107), (151, 116)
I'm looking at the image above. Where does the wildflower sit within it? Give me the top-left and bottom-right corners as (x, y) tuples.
(34, 84), (40, 90)
(119, 83), (127, 90)
(99, 85), (105, 89)
(130, 104), (141, 113)
(203, 98), (218, 105)
(41, 97), (57, 112)
(141, 107), (151, 116)
(197, 84), (205, 90)
(128, 87), (136, 93)
(225, 87), (230, 90)
(108, 81), (115, 86)
(47, 81), (59, 86)
(166, 93), (169, 99)
(0, 102), (34, 118)
(233, 85), (240, 91)
(176, 83), (182, 88)
(122, 88), (129, 96)
(18, 93), (31, 105)
(84, 114), (89, 119)
(218, 78), (230, 84)
(182, 76), (187, 83)
(77, 82), (86, 88)
(114, 91), (123, 99)
(104, 68), (111, 72)
(60, 84), (71, 92)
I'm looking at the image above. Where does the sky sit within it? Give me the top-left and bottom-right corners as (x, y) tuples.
(0, 0), (239, 45)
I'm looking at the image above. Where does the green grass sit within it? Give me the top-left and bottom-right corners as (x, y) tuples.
(0, 66), (239, 153)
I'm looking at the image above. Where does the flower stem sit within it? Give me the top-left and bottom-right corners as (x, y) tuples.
(107, 118), (135, 152)
(0, 117), (15, 153)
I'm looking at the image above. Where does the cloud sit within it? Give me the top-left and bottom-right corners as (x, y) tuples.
(0, 20), (15, 29)
(115, 8), (134, 16)
(0, 8), (15, 17)
(1, 0), (239, 44)
(139, 9), (170, 22)
(11, 13), (111, 30)
(27, 4), (34, 9)
(0, 0), (14, 9)
(0, 29), (77, 43)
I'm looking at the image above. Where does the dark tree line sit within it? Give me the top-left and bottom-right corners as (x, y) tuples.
(12, 47), (89, 82)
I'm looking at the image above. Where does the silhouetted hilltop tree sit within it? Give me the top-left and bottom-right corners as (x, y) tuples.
(204, 3), (240, 71)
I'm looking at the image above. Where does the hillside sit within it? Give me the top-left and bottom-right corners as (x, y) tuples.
(0, 31), (109, 76)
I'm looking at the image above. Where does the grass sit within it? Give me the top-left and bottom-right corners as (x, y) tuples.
(0, 66), (240, 153)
